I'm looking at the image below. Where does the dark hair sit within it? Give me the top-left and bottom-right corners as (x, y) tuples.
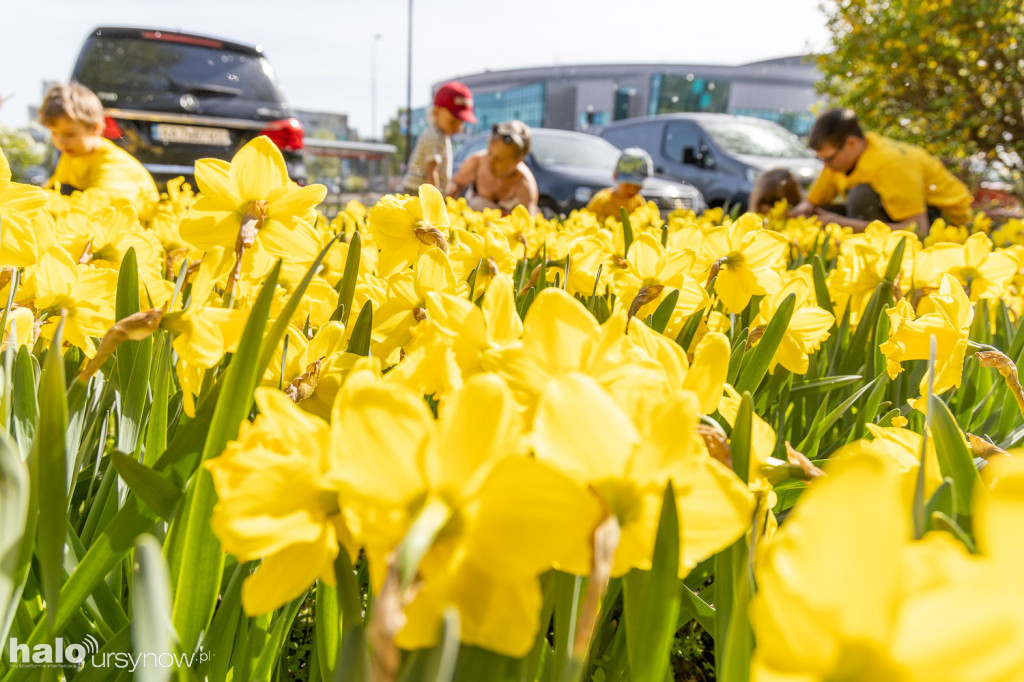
(749, 168), (803, 212)
(808, 108), (863, 151)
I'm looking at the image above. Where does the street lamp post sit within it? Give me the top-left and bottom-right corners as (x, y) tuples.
(405, 0), (413, 164)
(371, 34), (380, 141)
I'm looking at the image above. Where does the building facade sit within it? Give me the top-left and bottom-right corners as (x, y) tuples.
(422, 56), (823, 139)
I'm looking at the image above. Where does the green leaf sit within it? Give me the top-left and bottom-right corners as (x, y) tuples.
(346, 303), (373, 356)
(796, 375), (880, 455)
(810, 255), (835, 316)
(316, 581), (341, 681)
(115, 333), (153, 456)
(198, 562), (246, 681)
(789, 374), (862, 396)
(251, 594), (306, 681)
(517, 287), (536, 320)
(333, 231), (362, 327)
(396, 497), (453, 589)
(32, 322), (69, 637)
(674, 308), (705, 351)
(927, 394), (978, 518)
(144, 333), (171, 466)
(924, 477), (956, 530)
(335, 624), (371, 682)
(167, 263), (282, 653)
(730, 392), (754, 483)
(649, 289), (679, 334)
(131, 535), (176, 682)
(115, 246), (142, 389)
(735, 293), (796, 394)
(0, 430), (30, 644)
(620, 208), (634, 254)
(678, 583), (716, 636)
(109, 452), (182, 521)
(622, 482), (681, 682)
(10, 346), (38, 460)
(397, 607), (461, 682)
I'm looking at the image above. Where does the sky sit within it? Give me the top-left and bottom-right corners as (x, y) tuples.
(1, 0), (832, 140)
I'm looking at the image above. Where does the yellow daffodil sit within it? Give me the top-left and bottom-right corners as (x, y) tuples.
(206, 388), (352, 615)
(30, 246), (118, 357)
(880, 273), (973, 400)
(915, 232), (1018, 301)
(465, 373), (753, 582)
(368, 184), (451, 276)
(0, 148), (54, 269)
(330, 372), (537, 655)
(752, 278), (834, 374)
(373, 247), (458, 363)
(610, 232), (708, 325)
(701, 213), (789, 313)
(751, 451), (1024, 682)
(179, 136), (326, 283)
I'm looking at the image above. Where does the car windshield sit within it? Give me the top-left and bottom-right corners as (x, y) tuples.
(530, 133), (621, 168)
(701, 120), (812, 158)
(74, 35), (284, 103)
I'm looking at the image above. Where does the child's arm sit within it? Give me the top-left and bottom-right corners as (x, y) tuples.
(515, 163), (540, 216)
(447, 153), (478, 198)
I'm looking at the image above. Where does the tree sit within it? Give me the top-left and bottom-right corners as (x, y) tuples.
(817, 0), (1024, 189)
(383, 109), (408, 176)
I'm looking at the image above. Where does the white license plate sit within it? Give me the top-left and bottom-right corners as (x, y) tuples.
(153, 124), (231, 146)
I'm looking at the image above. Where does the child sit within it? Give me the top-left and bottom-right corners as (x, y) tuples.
(448, 120), (539, 215)
(40, 82), (159, 217)
(748, 168), (803, 214)
(585, 147), (652, 221)
(402, 81), (476, 194)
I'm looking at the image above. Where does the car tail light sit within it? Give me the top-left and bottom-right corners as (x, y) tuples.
(260, 118), (304, 151)
(102, 116), (123, 140)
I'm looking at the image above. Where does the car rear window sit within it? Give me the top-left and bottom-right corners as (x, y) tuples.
(73, 34), (285, 104)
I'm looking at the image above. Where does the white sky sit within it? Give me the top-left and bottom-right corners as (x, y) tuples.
(1, 0), (832, 139)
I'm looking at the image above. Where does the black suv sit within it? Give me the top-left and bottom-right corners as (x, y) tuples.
(70, 26), (306, 188)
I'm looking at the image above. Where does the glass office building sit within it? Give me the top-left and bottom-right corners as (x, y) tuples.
(432, 56), (823, 137)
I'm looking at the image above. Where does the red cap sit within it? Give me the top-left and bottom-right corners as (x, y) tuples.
(434, 81), (477, 124)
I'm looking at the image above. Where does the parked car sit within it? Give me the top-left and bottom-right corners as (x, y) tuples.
(598, 113), (821, 211)
(69, 26), (306, 188)
(452, 128), (706, 218)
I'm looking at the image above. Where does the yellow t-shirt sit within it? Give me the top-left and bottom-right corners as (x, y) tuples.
(585, 187), (645, 222)
(48, 138), (159, 218)
(807, 132), (972, 225)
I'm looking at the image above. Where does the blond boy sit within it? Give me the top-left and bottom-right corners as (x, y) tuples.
(40, 82), (159, 217)
(585, 147), (652, 222)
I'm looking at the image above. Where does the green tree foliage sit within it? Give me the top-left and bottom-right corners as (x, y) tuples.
(383, 109), (408, 176)
(817, 0), (1023, 181)
(0, 125), (46, 183)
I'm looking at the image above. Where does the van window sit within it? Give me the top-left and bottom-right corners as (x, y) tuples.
(601, 123), (650, 150)
(663, 122), (703, 164)
(700, 119), (811, 158)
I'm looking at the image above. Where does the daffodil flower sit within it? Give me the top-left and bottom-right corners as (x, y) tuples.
(752, 278), (835, 374)
(751, 451), (1024, 681)
(206, 388), (353, 615)
(368, 184), (451, 276)
(915, 232), (1018, 301)
(330, 372), (533, 655)
(701, 213), (789, 313)
(464, 373), (753, 583)
(179, 136), (326, 291)
(880, 272), (973, 400)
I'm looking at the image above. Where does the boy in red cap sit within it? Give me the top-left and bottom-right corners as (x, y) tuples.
(402, 81), (476, 194)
